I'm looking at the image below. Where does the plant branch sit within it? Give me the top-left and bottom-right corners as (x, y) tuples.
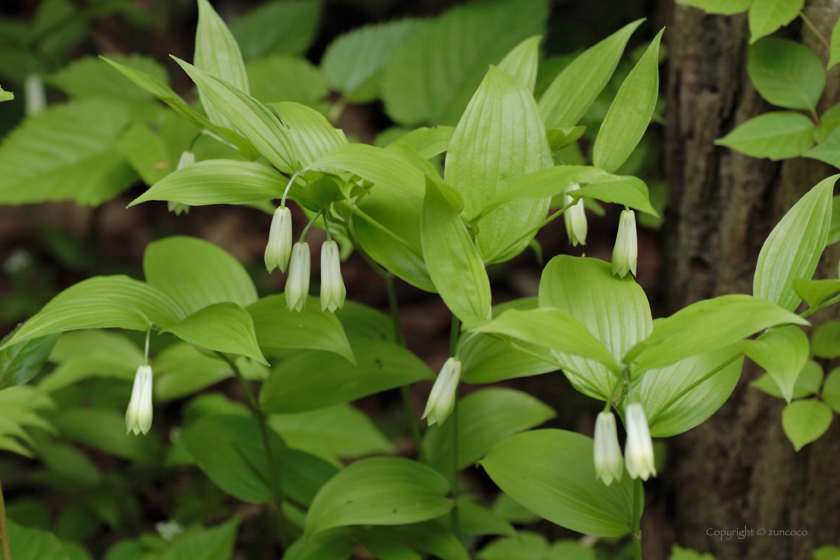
(800, 11), (831, 50)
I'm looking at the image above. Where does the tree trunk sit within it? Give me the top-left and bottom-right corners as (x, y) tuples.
(652, 1), (840, 559)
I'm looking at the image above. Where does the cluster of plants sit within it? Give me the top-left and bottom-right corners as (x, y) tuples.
(0, 0), (840, 559)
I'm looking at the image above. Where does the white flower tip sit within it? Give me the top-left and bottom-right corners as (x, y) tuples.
(422, 358), (462, 426)
(612, 209), (637, 278)
(563, 183), (587, 247)
(285, 242), (311, 312)
(624, 403), (656, 480)
(126, 365), (153, 436)
(320, 240), (346, 313)
(266, 206), (293, 273)
(176, 150), (195, 170)
(594, 411), (623, 486)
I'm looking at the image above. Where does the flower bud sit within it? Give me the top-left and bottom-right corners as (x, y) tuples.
(563, 183), (587, 246)
(285, 242), (311, 312)
(168, 151), (195, 215)
(594, 411), (623, 486)
(25, 74), (45, 116)
(612, 209), (637, 278)
(125, 365), (153, 435)
(422, 357), (462, 426)
(265, 206), (293, 273)
(624, 403), (656, 480)
(320, 240), (346, 313)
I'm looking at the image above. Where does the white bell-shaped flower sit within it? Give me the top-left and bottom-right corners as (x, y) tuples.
(612, 209), (638, 278)
(624, 403), (656, 480)
(563, 183), (587, 246)
(422, 357), (462, 426)
(125, 365), (153, 435)
(285, 242), (311, 312)
(594, 411), (624, 486)
(25, 74), (45, 116)
(168, 151), (195, 215)
(265, 206), (293, 273)
(320, 240), (346, 313)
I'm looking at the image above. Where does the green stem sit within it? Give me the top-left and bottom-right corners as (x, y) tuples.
(632, 479), (643, 560)
(800, 11), (831, 50)
(800, 292), (840, 318)
(449, 315), (462, 543)
(0, 476), (10, 560)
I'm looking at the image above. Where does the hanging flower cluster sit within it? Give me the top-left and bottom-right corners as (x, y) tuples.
(593, 403), (656, 485)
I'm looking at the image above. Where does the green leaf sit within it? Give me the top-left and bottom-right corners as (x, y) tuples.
(458, 331), (556, 384)
(335, 301), (395, 342)
(173, 57), (299, 173)
(715, 112), (815, 160)
(0, 87), (13, 102)
(749, 0), (804, 43)
(447, 66), (552, 262)
(736, 326), (809, 402)
(1, 276), (186, 350)
(484, 165), (656, 218)
(143, 236), (258, 315)
(677, 0), (751, 14)
(539, 20), (642, 129)
(322, 20), (420, 101)
(792, 278), (840, 309)
(359, 522), (469, 560)
(747, 37), (824, 111)
(54, 408), (153, 461)
(822, 368), (840, 413)
(781, 399), (832, 451)
(634, 347), (743, 438)
(471, 307), (620, 375)
(386, 126), (456, 160)
(669, 545), (716, 560)
(592, 29), (663, 174)
(480, 430), (637, 537)
(423, 388), (555, 472)
(305, 457), (453, 535)
(0, 326), (58, 389)
(547, 126), (586, 151)
(231, 0), (321, 59)
(152, 343), (233, 401)
(831, 19), (840, 70)
(160, 517), (239, 560)
(381, 0), (549, 126)
(102, 57), (259, 160)
(247, 55), (327, 108)
(625, 294), (807, 375)
(498, 35), (541, 93)
(247, 294), (354, 362)
(268, 405), (395, 465)
(812, 320), (840, 358)
(804, 126), (840, 168)
(259, 337), (434, 413)
(754, 175), (837, 311)
(0, 100), (136, 205)
(751, 359), (822, 400)
(453, 501), (516, 538)
(45, 54), (168, 103)
(270, 102), (347, 167)
(130, 160), (291, 207)
(814, 546), (840, 560)
(8, 521), (70, 560)
(421, 179), (492, 324)
(195, 0), (250, 129)
(181, 413), (338, 505)
(539, 256), (652, 398)
(284, 528), (355, 560)
(550, 540), (597, 560)
(477, 532), (549, 560)
(305, 143), (424, 197)
(162, 302), (266, 364)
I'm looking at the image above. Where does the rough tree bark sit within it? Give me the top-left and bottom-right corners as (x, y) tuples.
(652, 1), (840, 559)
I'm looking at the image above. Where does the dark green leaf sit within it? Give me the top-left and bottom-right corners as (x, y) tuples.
(812, 320), (840, 359)
(46, 54), (168, 102)
(822, 368), (840, 413)
(247, 55), (327, 108)
(231, 0), (321, 59)
(0, 326), (58, 389)
(160, 517), (239, 560)
(8, 521), (70, 560)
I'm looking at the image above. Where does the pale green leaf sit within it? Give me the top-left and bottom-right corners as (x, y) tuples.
(49, 330), (143, 365)
(423, 388), (556, 472)
(747, 37), (824, 111)
(539, 256), (652, 399)
(458, 331), (556, 384)
(451, 501), (515, 538)
(1, 276), (186, 350)
(754, 175), (836, 311)
(247, 55), (327, 108)
(143, 236), (257, 315)
(782, 399), (832, 451)
(805, 126), (840, 168)
(814, 546), (840, 560)
(116, 121), (174, 187)
(259, 337), (434, 413)
(322, 20), (420, 101)
(751, 359), (823, 400)
(677, 0), (751, 14)
(633, 347), (743, 438)
(381, 0), (548, 126)
(386, 126), (455, 160)
(716, 112), (815, 160)
(0, 100), (135, 205)
(831, 19), (840, 70)
(749, 0), (804, 43)
(162, 302), (266, 364)
(46, 54), (168, 102)
(498, 35), (541, 93)
(669, 545), (716, 560)
(822, 368), (840, 413)
(812, 320), (840, 358)
(792, 279), (840, 309)
(270, 102), (347, 167)
(247, 294), (354, 362)
(446, 65), (552, 262)
(736, 326), (809, 402)
(129, 160), (293, 207)
(0, 87), (13, 102)
(305, 143), (424, 197)
(305, 457), (453, 535)
(592, 29), (664, 173)
(480, 430), (637, 537)
(231, 0), (321, 59)
(625, 294), (807, 375)
(173, 57), (299, 173)
(539, 20), (642, 128)
(421, 179), (491, 324)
